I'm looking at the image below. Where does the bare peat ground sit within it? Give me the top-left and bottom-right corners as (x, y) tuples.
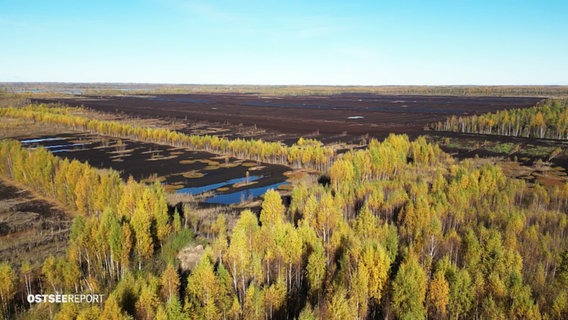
(24, 93), (568, 183)
(0, 178), (71, 268)
(34, 93), (568, 183)
(34, 93), (543, 140)
(14, 133), (290, 200)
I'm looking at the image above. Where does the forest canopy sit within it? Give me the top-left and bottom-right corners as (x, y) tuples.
(0, 103), (567, 319)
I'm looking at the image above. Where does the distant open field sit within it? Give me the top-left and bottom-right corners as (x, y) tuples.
(35, 93), (543, 138)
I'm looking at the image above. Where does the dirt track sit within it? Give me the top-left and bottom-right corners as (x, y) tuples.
(35, 93), (542, 139)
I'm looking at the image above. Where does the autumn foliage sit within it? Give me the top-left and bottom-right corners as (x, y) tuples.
(433, 99), (568, 139)
(0, 104), (335, 170)
(1, 104), (568, 318)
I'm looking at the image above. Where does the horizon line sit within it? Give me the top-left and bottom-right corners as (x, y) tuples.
(2, 82), (568, 87)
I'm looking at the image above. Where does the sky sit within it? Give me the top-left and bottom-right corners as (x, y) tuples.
(0, 0), (567, 85)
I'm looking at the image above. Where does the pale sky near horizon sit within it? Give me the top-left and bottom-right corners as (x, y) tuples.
(1, 0), (567, 85)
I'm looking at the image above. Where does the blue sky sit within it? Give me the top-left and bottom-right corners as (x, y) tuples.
(1, 0), (566, 85)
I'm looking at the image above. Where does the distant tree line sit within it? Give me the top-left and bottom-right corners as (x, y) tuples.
(4, 82), (568, 97)
(433, 99), (568, 139)
(136, 85), (568, 97)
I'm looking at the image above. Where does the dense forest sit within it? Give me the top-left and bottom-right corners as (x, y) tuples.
(1, 123), (568, 319)
(433, 99), (568, 139)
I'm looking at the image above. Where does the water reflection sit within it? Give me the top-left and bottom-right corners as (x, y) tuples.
(176, 175), (262, 195)
(204, 182), (288, 205)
